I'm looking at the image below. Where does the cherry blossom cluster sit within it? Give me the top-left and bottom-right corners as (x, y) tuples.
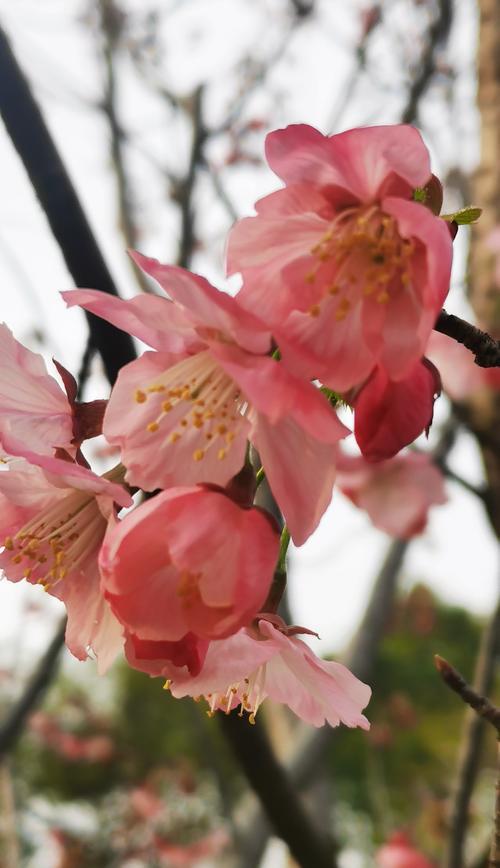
(0, 122), (470, 730)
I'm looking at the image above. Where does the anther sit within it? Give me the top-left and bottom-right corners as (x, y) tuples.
(135, 390), (147, 403)
(193, 449), (205, 462)
(147, 422), (159, 433)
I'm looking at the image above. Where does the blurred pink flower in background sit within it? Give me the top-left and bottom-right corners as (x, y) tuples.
(337, 451), (447, 537)
(427, 330), (500, 401)
(376, 832), (436, 867)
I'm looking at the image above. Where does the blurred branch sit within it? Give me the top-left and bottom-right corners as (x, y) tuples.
(444, 597), (500, 868)
(0, 619), (66, 761)
(219, 711), (336, 868)
(289, 0), (315, 18)
(0, 23), (136, 386)
(175, 86), (207, 268)
(327, 6), (382, 132)
(97, 0), (152, 294)
(0, 764), (19, 868)
(401, 0), (453, 124)
(435, 310), (500, 368)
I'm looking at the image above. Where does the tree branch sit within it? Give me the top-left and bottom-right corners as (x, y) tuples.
(0, 24), (136, 385)
(219, 711), (336, 868)
(0, 619), (66, 760)
(435, 656), (500, 734)
(435, 310), (500, 368)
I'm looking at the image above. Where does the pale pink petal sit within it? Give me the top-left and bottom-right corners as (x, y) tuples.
(253, 413), (340, 545)
(0, 324), (73, 456)
(257, 620), (371, 728)
(10, 449), (132, 508)
(169, 630), (277, 699)
(426, 330), (500, 399)
(52, 561), (123, 673)
(62, 289), (201, 354)
(131, 252), (272, 354)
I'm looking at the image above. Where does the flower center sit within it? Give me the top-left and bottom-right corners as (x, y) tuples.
(134, 350), (250, 463)
(304, 206), (415, 319)
(3, 492), (105, 589)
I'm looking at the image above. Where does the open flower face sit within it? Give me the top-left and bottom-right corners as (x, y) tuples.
(166, 619), (371, 729)
(64, 257), (349, 545)
(100, 486), (281, 643)
(227, 124), (453, 391)
(0, 454), (131, 670)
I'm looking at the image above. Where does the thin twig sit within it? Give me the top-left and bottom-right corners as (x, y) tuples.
(434, 311), (500, 369)
(444, 598), (500, 868)
(0, 24), (136, 385)
(0, 619), (66, 760)
(175, 86), (206, 269)
(435, 656), (500, 734)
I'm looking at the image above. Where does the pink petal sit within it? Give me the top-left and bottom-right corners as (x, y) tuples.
(354, 361), (440, 461)
(266, 124), (431, 203)
(62, 289), (201, 354)
(125, 632), (209, 678)
(383, 197), (452, 312)
(0, 324), (73, 456)
(253, 413), (340, 545)
(131, 253), (272, 354)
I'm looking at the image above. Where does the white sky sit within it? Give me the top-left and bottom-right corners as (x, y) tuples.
(0, 0), (497, 676)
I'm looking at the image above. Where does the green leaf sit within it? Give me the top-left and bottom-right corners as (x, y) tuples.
(441, 206), (482, 225)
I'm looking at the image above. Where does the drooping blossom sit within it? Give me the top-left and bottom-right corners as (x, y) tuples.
(427, 330), (500, 402)
(0, 323), (106, 459)
(100, 486), (280, 656)
(352, 358), (441, 461)
(0, 452), (132, 671)
(63, 253), (349, 544)
(228, 124), (453, 392)
(376, 832), (436, 868)
(148, 617), (372, 729)
(336, 450), (447, 538)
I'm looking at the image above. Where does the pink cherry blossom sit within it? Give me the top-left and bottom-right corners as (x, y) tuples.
(227, 124), (452, 391)
(63, 254), (349, 544)
(352, 358), (441, 461)
(427, 330), (500, 402)
(376, 832), (435, 867)
(164, 618), (371, 729)
(100, 486), (280, 645)
(0, 452), (132, 672)
(337, 451), (447, 537)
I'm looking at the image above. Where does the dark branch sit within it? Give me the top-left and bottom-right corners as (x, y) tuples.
(176, 86), (206, 269)
(435, 656), (500, 734)
(289, 0), (315, 17)
(434, 310), (500, 368)
(402, 0), (453, 124)
(0, 620), (66, 760)
(0, 24), (136, 385)
(219, 712), (336, 868)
